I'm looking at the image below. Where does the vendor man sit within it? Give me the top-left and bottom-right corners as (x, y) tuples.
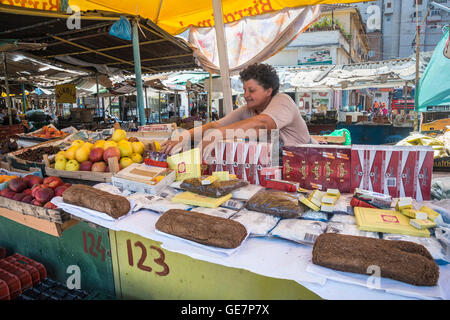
(161, 63), (315, 155)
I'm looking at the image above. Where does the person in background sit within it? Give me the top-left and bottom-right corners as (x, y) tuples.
(161, 63), (316, 155)
(381, 102), (388, 117)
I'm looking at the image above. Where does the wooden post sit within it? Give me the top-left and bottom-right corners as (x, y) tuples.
(212, 0), (233, 116)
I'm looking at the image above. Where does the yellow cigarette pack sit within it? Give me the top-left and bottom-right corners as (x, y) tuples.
(400, 209), (427, 220)
(171, 191), (232, 208)
(419, 206), (441, 222)
(322, 195), (338, 205)
(410, 218), (437, 230)
(395, 197), (413, 211)
(299, 196), (320, 212)
(320, 203), (335, 213)
(354, 207), (430, 237)
(201, 175), (219, 185)
(326, 188), (341, 198)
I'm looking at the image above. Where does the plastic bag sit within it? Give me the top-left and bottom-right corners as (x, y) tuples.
(327, 128), (351, 145)
(109, 16), (132, 41)
(326, 222), (379, 239)
(329, 214), (356, 225)
(180, 177), (248, 198)
(246, 190), (306, 219)
(231, 209), (280, 237)
(231, 184), (263, 200)
(383, 232), (449, 265)
(220, 199), (245, 211)
(191, 207), (238, 219)
(127, 193), (192, 213)
(93, 183), (131, 197)
(300, 210), (329, 222)
(269, 219), (327, 246)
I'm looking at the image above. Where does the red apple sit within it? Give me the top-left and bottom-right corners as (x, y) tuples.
(91, 161), (107, 172)
(12, 193), (26, 202)
(24, 175), (43, 188)
(79, 161), (93, 171)
(31, 199), (43, 207)
(34, 187), (55, 204)
(54, 185), (69, 197)
(8, 178), (28, 193)
(89, 147), (104, 163)
(0, 189), (11, 197)
(21, 195), (33, 204)
(43, 202), (58, 209)
(31, 184), (44, 198)
(103, 147), (121, 163)
(1, 189), (16, 199)
(43, 176), (64, 189)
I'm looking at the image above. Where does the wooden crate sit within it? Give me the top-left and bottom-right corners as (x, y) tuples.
(0, 196), (71, 224)
(43, 155), (120, 183)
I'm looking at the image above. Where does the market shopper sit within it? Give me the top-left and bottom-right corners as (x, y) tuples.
(161, 63), (315, 155)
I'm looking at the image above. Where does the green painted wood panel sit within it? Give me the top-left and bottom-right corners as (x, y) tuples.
(110, 230), (322, 300)
(0, 217), (115, 297)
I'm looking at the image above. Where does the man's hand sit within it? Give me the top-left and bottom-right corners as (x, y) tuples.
(160, 140), (183, 155)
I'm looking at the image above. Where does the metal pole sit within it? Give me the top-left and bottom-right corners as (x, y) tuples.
(208, 73), (212, 122)
(21, 83), (26, 113)
(2, 52), (12, 125)
(132, 18), (146, 126)
(96, 72), (100, 121)
(415, 0), (420, 132)
(158, 91), (161, 123)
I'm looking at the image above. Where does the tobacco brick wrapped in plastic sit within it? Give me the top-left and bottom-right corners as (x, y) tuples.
(245, 189), (306, 219)
(180, 177), (248, 198)
(312, 233), (439, 286)
(155, 209), (248, 249)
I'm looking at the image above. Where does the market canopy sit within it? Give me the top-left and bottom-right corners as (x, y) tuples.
(69, 0), (373, 35)
(0, 5), (198, 78)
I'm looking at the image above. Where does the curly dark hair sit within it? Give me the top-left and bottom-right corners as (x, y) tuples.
(239, 63), (279, 96)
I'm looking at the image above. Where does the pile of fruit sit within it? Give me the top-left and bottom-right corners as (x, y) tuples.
(16, 146), (61, 162)
(30, 126), (67, 140)
(0, 175), (70, 209)
(0, 135), (19, 155)
(54, 129), (145, 172)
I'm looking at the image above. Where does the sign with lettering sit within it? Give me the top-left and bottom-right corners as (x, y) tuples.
(55, 84), (76, 103)
(0, 0), (59, 11)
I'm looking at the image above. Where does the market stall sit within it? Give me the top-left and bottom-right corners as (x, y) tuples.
(0, 124), (448, 301)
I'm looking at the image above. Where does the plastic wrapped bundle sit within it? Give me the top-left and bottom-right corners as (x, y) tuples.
(180, 177), (248, 198)
(246, 189), (306, 219)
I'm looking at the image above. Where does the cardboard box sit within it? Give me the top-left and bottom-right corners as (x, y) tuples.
(282, 145), (352, 192)
(351, 145), (433, 201)
(203, 140), (276, 185)
(112, 163), (175, 195)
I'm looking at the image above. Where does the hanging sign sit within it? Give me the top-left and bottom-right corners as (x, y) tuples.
(55, 84), (76, 103)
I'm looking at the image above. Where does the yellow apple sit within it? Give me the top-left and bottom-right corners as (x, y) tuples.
(55, 159), (67, 170)
(131, 153), (143, 163)
(75, 145), (90, 163)
(131, 141), (145, 155)
(118, 140), (133, 157)
(119, 157), (134, 168)
(55, 151), (66, 162)
(71, 140), (85, 148)
(112, 129), (127, 142)
(104, 140), (117, 150)
(65, 159), (80, 171)
(64, 146), (78, 160)
(93, 139), (106, 149)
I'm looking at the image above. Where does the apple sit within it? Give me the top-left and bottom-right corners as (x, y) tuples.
(31, 199), (43, 207)
(23, 175), (43, 188)
(43, 202), (58, 209)
(43, 176), (64, 189)
(54, 185), (69, 197)
(89, 147), (104, 163)
(4, 190), (16, 199)
(12, 193), (26, 201)
(23, 188), (32, 196)
(79, 161), (93, 171)
(103, 147), (121, 163)
(91, 161), (107, 172)
(8, 178), (28, 193)
(21, 195), (33, 204)
(31, 184), (44, 198)
(34, 187), (55, 204)
(0, 189), (11, 197)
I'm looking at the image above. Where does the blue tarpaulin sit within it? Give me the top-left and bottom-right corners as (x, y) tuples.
(416, 26), (450, 112)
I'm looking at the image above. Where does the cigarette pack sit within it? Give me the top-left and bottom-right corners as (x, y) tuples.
(299, 195), (320, 212)
(400, 209), (428, 220)
(410, 218), (437, 230)
(395, 197), (413, 211)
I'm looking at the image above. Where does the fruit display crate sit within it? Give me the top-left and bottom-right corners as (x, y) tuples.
(0, 195), (71, 224)
(14, 278), (115, 300)
(43, 155), (121, 183)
